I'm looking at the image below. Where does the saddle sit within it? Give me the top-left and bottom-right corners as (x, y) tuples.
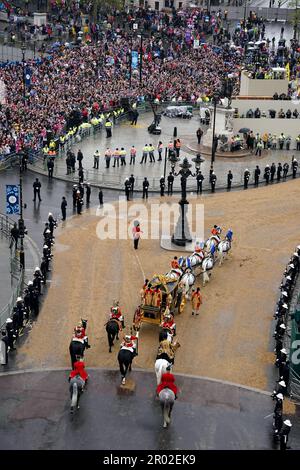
(108, 318), (122, 331)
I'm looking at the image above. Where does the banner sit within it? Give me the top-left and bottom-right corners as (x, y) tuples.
(131, 50), (138, 69)
(6, 185), (20, 215)
(25, 66), (32, 88)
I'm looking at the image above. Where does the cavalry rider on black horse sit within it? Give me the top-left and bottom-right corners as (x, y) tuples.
(69, 321), (90, 368)
(110, 300), (125, 329)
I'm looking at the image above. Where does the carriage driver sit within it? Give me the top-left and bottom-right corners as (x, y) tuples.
(120, 334), (138, 356)
(161, 311), (176, 336)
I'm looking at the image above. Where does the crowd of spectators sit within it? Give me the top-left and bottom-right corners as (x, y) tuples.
(0, 7), (242, 156)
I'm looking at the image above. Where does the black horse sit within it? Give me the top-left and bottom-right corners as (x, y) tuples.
(159, 327), (174, 343)
(69, 339), (86, 369)
(106, 319), (120, 353)
(117, 348), (136, 385)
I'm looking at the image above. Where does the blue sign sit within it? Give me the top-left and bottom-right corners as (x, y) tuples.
(25, 66), (32, 88)
(6, 185), (20, 215)
(131, 51), (138, 69)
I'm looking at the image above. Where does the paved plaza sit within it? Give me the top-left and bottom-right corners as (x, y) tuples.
(33, 112), (300, 191)
(0, 368), (296, 450)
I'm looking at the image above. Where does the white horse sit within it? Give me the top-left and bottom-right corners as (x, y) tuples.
(179, 251), (204, 275)
(180, 270), (196, 299)
(155, 358), (172, 385)
(201, 255), (215, 286)
(205, 235), (221, 255)
(159, 388), (176, 428)
(165, 268), (183, 281)
(217, 240), (231, 266)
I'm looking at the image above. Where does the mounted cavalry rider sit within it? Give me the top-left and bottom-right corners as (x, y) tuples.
(210, 225), (222, 242)
(120, 334), (138, 356)
(110, 300), (124, 328)
(160, 311), (176, 337)
(69, 360), (89, 383)
(157, 339), (180, 364)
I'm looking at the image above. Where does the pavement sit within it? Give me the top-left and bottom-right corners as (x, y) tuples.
(0, 368), (296, 450)
(33, 111), (300, 191)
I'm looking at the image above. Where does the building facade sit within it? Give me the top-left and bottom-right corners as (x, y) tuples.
(126, 0), (196, 11)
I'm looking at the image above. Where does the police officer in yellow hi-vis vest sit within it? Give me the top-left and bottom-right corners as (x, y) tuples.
(105, 118), (112, 138)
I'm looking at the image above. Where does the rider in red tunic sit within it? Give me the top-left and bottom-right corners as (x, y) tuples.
(69, 360), (88, 382)
(120, 334), (138, 354)
(160, 312), (176, 336)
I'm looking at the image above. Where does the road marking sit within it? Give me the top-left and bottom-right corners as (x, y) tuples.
(134, 251), (145, 280)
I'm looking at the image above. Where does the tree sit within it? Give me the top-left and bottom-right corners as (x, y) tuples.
(91, 0), (125, 21)
(289, 0), (300, 40)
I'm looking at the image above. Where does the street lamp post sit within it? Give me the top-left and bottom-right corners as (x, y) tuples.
(139, 32), (143, 85)
(18, 153), (25, 269)
(171, 157), (196, 247)
(192, 153), (205, 175)
(211, 94), (219, 172)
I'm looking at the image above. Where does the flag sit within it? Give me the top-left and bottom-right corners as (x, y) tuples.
(6, 185), (20, 214)
(131, 50), (138, 69)
(25, 66), (32, 88)
(285, 62), (290, 81)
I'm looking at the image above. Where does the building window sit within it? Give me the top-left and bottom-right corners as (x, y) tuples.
(155, 1), (159, 9)
(165, 0), (169, 7)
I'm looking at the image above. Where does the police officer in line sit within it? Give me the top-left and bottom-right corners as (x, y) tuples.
(72, 185), (78, 206)
(283, 162), (289, 179)
(47, 157), (54, 179)
(129, 174), (135, 195)
(227, 170), (233, 191)
(160, 176), (165, 197)
(264, 165), (270, 184)
(279, 420), (292, 450)
(86, 183), (91, 205)
(270, 162), (276, 182)
(124, 178), (130, 201)
(196, 171), (204, 195)
(210, 172), (217, 193)
(292, 158), (298, 178)
(254, 165), (261, 186)
(142, 177), (149, 199)
(277, 163), (283, 181)
(98, 188), (103, 206)
(61, 196), (67, 221)
(167, 172), (174, 196)
(76, 192), (83, 215)
(244, 169), (250, 189)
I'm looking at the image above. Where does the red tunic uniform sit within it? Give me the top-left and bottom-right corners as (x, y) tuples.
(69, 361), (88, 381)
(156, 372), (178, 395)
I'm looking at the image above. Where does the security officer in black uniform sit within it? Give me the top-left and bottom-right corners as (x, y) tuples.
(244, 169), (250, 189)
(254, 165), (261, 186)
(129, 174), (135, 196)
(292, 158), (298, 178)
(196, 171), (204, 195)
(86, 183), (91, 205)
(227, 170), (233, 190)
(124, 179), (130, 201)
(142, 177), (149, 199)
(160, 176), (165, 196)
(270, 162), (276, 182)
(264, 165), (270, 184)
(167, 172), (174, 196)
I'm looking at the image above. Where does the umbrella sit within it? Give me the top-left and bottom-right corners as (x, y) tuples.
(239, 127), (250, 133)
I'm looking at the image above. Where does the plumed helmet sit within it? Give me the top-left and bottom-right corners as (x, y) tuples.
(278, 380), (286, 387)
(125, 335), (131, 342)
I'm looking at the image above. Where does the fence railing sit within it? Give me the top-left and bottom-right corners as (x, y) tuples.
(0, 212), (24, 329)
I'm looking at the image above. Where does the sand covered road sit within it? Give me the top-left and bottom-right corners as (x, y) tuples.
(15, 179), (300, 391)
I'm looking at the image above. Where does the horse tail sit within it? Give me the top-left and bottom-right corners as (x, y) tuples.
(71, 382), (78, 411)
